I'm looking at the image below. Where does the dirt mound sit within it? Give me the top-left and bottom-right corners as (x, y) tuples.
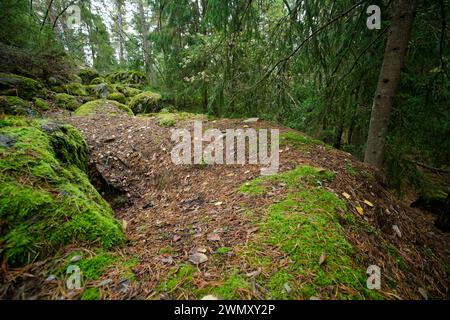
(1, 112), (449, 300)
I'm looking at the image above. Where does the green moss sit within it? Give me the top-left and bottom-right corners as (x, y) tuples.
(234, 165), (383, 300)
(74, 99), (133, 116)
(157, 113), (177, 127)
(345, 163), (357, 176)
(33, 97), (50, 111)
(212, 271), (250, 299)
(54, 93), (79, 111)
(216, 247), (232, 255)
(78, 252), (116, 281)
(280, 131), (324, 149)
(129, 91), (162, 114)
(116, 86), (141, 97)
(107, 92), (126, 104)
(156, 264), (196, 293)
(64, 82), (88, 96)
(238, 165), (335, 196)
(0, 96), (41, 117)
(78, 69), (100, 85)
(0, 73), (44, 100)
(0, 116), (124, 266)
(81, 287), (100, 300)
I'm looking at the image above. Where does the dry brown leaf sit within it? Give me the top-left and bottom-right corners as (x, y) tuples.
(189, 253), (208, 265)
(319, 253), (327, 266)
(207, 233), (221, 241)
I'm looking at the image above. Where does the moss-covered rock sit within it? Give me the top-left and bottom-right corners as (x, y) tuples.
(115, 85), (141, 98)
(129, 91), (162, 114)
(75, 99), (134, 116)
(78, 68), (100, 85)
(0, 116), (124, 266)
(106, 70), (147, 86)
(33, 97), (50, 111)
(64, 82), (88, 96)
(107, 92), (126, 104)
(54, 93), (80, 111)
(0, 96), (41, 117)
(0, 73), (45, 100)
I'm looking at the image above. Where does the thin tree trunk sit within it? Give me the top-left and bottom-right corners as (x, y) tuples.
(116, 0), (125, 65)
(138, 0), (156, 86)
(364, 0), (417, 168)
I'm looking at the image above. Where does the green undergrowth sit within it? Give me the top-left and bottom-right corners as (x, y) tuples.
(74, 99), (133, 116)
(232, 165), (383, 299)
(280, 131), (326, 150)
(0, 116), (124, 266)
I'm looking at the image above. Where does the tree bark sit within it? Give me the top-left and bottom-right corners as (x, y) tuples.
(364, 0), (417, 168)
(137, 0), (156, 86)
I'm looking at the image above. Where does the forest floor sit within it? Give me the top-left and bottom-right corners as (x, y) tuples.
(2, 108), (450, 300)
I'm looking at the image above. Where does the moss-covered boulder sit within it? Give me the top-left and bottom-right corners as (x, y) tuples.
(33, 97), (50, 111)
(129, 91), (162, 114)
(106, 70), (147, 86)
(0, 116), (124, 266)
(78, 68), (100, 85)
(0, 96), (41, 117)
(107, 92), (126, 104)
(75, 99), (134, 116)
(116, 85), (141, 98)
(64, 82), (89, 96)
(0, 73), (45, 100)
(54, 93), (79, 111)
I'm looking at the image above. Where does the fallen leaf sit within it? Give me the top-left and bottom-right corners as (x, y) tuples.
(173, 235), (181, 242)
(214, 201), (223, 206)
(189, 253), (208, 265)
(284, 283), (292, 294)
(246, 227), (259, 234)
(319, 253), (327, 266)
(207, 233), (221, 241)
(161, 256), (174, 264)
(364, 200), (374, 207)
(392, 225), (402, 238)
(121, 219), (128, 233)
(356, 206), (364, 215)
(342, 192), (351, 199)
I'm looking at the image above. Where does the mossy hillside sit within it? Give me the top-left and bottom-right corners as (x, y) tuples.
(154, 166), (379, 299)
(0, 73), (45, 100)
(54, 93), (79, 111)
(115, 85), (141, 98)
(74, 99), (134, 116)
(64, 82), (89, 96)
(129, 91), (162, 114)
(143, 109), (208, 127)
(0, 116), (124, 266)
(232, 165), (383, 299)
(0, 96), (41, 117)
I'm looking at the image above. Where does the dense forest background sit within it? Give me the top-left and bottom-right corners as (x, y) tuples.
(1, 0), (449, 197)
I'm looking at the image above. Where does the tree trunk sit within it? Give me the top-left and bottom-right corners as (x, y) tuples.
(116, 0), (125, 66)
(138, 0), (156, 86)
(364, 0), (417, 168)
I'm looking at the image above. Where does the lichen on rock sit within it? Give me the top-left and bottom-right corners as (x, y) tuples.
(129, 91), (162, 114)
